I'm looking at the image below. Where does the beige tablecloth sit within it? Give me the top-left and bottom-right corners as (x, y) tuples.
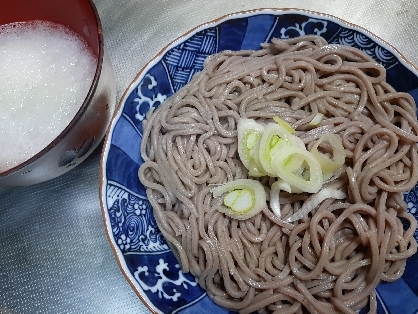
(1, 0), (417, 313)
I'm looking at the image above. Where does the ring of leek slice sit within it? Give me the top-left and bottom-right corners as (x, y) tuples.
(285, 188), (346, 222)
(308, 113), (324, 126)
(269, 179), (292, 218)
(273, 116), (295, 134)
(271, 145), (323, 194)
(211, 179), (266, 220)
(258, 123), (301, 176)
(310, 133), (345, 180)
(237, 119), (266, 177)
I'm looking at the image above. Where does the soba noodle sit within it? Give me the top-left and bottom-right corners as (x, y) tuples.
(138, 35), (418, 313)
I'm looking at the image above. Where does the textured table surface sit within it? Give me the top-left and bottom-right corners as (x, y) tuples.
(1, 0), (417, 313)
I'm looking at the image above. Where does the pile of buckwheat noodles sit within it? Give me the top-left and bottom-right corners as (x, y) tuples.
(138, 35), (418, 313)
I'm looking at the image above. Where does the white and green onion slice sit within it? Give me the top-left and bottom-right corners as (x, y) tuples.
(237, 119), (266, 177)
(310, 133), (346, 180)
(284, 188), (346, 222)
(216, 117), (347, 221)
(211, 179), (266, 220)
(258, 123), (302, 176)
(308, 113), (324, 126)
(271, 145), (323, 194)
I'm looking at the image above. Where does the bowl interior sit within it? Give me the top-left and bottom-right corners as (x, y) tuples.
(0, 0), (106, 184)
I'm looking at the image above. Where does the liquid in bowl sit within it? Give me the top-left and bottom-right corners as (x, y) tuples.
(0, 0), (116, 186)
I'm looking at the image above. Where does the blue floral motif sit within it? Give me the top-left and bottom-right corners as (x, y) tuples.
(133, 258), (197, 302)
(117, 233), (131, 251)
(134, 74), (167, 122)
(107, 184), (168, 253)
(279, 18), (328, 38)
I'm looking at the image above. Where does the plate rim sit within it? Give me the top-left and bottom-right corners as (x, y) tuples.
(99, 7), (418, 314)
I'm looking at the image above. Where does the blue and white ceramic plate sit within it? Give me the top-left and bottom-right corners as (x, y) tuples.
(100, 9), (418, 314)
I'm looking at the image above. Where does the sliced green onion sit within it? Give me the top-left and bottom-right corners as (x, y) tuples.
(285, 188), (346, 222)
(269, 179), (293, 218)
(271, 145), (323, 193)
(310, 133), (346, 180)
(211, 179), (267, 220)
(308, 113), (324, 126)
(237, 119), (266, 177)
(258, 123), (297, 175)
(273, 116), (295, 134)
(234, 118), (348, 221)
